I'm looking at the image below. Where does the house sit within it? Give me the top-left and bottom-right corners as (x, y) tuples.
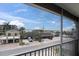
(0, 25), (20, 44)
(0, 30), (20, 44)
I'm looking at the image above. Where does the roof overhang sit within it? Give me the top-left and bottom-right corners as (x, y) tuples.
(26, 3), (79, 22)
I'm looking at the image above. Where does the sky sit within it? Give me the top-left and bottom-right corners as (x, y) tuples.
(0, 3), (75, 31)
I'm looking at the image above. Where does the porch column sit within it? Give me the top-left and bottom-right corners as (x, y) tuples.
(0, 40), (2, 44)
(13, 39), (15, 43)
(6, 35), (8, 44)
(13, 35), (15, 43)
(6, 40), (8, 44)
(1, 40), (3, 44)
(60, 9), (63, 56)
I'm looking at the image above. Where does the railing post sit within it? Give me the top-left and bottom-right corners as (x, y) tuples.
(25, 53), (26, 56)
(42, 49), (44, 56)
(45, 48), (47, 56)
(53, 46), (54, 56)
(48, 48), (50, 56)
(38, 50), (40, 56)
(29, 52), (32, 56)
(51, 47), (52, 56)
(34, 51), (36, 56)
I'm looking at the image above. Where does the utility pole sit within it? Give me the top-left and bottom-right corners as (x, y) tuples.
(42, 24), (44, 32)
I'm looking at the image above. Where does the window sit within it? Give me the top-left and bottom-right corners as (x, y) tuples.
(63, 17), (76, 40)
(0, 3), (61, 55)
(62, 16), (76, 56)
(15, 33), (17, 36)
(8, 33), (11, 36)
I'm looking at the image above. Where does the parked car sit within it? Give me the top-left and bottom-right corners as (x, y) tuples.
(28, 37), (33, 42)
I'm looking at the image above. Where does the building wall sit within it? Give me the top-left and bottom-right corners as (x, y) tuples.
(6, 30), (20, 37)
(75, 21), (79, 55)
(0, 30), (20, 44)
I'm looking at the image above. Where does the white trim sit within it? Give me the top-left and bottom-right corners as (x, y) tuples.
(0, 36), (20, 40)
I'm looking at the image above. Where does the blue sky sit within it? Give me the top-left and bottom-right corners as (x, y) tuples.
(0, 3), (75, 31)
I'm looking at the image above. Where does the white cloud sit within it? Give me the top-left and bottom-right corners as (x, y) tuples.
(9, 20), (25, 27)
(72, 23), (75, 27)
(14, 9), (27, 13)
(0, 12), (41, 27)
(63, 25), (75, 31)
(0, 20), (6, 25)
(51, 21), (55, 24)
(34, 27), (41, 30)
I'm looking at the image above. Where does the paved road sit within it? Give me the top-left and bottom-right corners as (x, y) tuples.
(0, 37), (75, 56)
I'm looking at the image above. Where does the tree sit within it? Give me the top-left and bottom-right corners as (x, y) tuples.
(19, 27), (26, 45)
(3, 22), (11, 35)
(55, 31), (60, 37)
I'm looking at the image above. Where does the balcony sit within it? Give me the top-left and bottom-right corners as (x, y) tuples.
(0, 3), (79, 56)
